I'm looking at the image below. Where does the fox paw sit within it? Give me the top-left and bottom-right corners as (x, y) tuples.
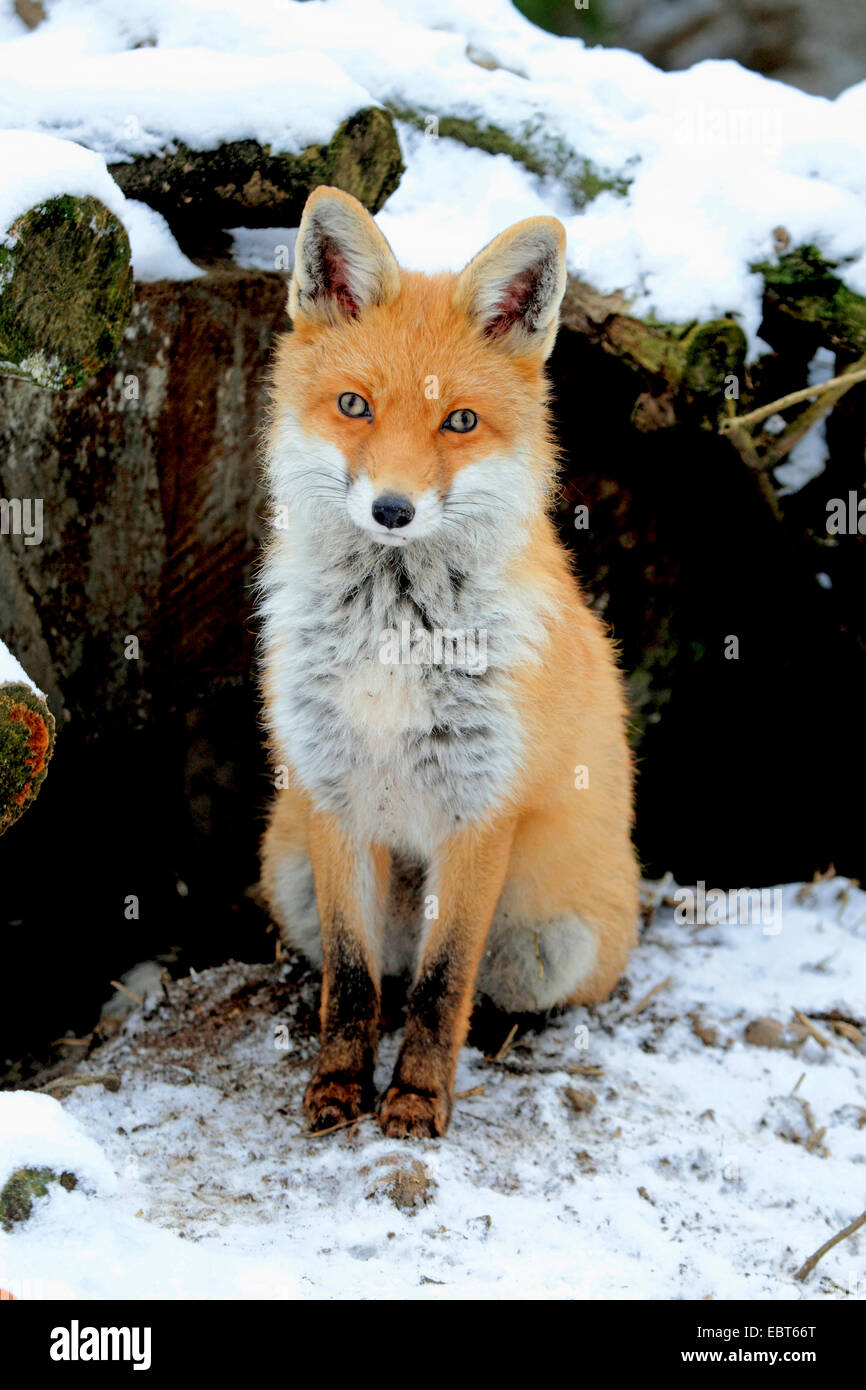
(303, 1074), (370, 1132)
(378, 1085), (451, 1139)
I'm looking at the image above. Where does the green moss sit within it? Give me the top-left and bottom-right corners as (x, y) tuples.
(0, 195), (133, 389)
(562, 159), (632, 209)
(678, 319), (747, 397)
(754, 244), (866, 355)
(0, 1166), (77, 1231)
(387, 105), (633, 211)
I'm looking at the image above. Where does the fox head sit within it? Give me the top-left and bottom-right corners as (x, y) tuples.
(266, 186), (567, 555)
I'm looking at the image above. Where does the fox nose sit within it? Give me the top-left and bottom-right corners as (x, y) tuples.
(372, 493), (415, 530)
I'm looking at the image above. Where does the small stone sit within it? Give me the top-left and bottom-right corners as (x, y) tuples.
(744, 1017), (809, 1050)
(564, 1085), (598, 1113)
(364, 1154), (435, 1212)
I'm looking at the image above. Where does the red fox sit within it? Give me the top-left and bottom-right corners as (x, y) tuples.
(259, 187), (639, 1138)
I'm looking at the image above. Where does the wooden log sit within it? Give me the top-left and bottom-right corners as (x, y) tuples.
(108, 107), (404, 257)
(0, 641), (55, 835)
(561, 277), (747, 421)
(0, 194), (133, 389)
(757, 244), (866, 356)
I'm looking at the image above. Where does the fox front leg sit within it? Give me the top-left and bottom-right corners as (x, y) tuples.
(304, 814), (387, 1131)
(380, 818), (515, 1139)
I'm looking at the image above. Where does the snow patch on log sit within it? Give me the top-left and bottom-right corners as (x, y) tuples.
(0, 130), (200, 283)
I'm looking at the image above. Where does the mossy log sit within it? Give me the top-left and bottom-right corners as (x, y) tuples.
(0, 194), (133, 390)
(0, 681), (55, 834)
(756, 244), (866, 357)
(108, 107), (404, 256)
(561, 276), (747, 421)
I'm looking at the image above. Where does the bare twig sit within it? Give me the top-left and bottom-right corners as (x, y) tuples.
(109, 980), (144, 1005)
(720, 364), (866, 435)
(624, 977), (673, 1017)
(795, 1209), (866, 1282)
(532, 931), (544, 980)
(300, 1113), (376, 1139)
(35, 1073), (121, 1095)
(488, 1023), (519, 1064)
(793, 1010), (833, 1050)
(720, 355), (866, 492)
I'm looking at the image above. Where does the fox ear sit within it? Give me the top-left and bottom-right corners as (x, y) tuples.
(289, 186), (400, 325)
(454, 217), (567, 359)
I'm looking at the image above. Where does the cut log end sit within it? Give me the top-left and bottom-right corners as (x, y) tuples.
(322, 107), (404, 216)
(0, 195), (133, 389)
(0, 681), (55, 834)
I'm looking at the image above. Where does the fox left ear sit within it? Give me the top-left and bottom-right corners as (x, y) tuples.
(289, 185), (401, 326)
(454, 217), (567, 360)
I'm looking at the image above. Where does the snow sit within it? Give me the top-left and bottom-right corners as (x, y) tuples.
(118, 199), (203, 283)
(0, 47), (370, 164)
(0, 1), (865, 337)
(1, 875), (863, 1300)
(229, 226), (297, 273)
(0, 1092), (116, 1197)
(0, 130), (201, 282)
(774, 347), (836, 494)
(0, 636), (41, 695)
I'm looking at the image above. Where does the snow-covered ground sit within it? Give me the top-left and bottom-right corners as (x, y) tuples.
(1, 876), (863, 1300)
(2, 0), (866, 349)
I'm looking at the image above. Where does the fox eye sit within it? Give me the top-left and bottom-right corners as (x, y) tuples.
(338, 392), (371, 418)
(443, 409), (477, 433)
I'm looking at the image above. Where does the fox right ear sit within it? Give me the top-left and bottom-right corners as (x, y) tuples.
(455, 217), (567, 360)
(289, 186), (401, 326)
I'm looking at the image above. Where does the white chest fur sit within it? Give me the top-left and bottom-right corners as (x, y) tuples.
(261, 523), (547, 856)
